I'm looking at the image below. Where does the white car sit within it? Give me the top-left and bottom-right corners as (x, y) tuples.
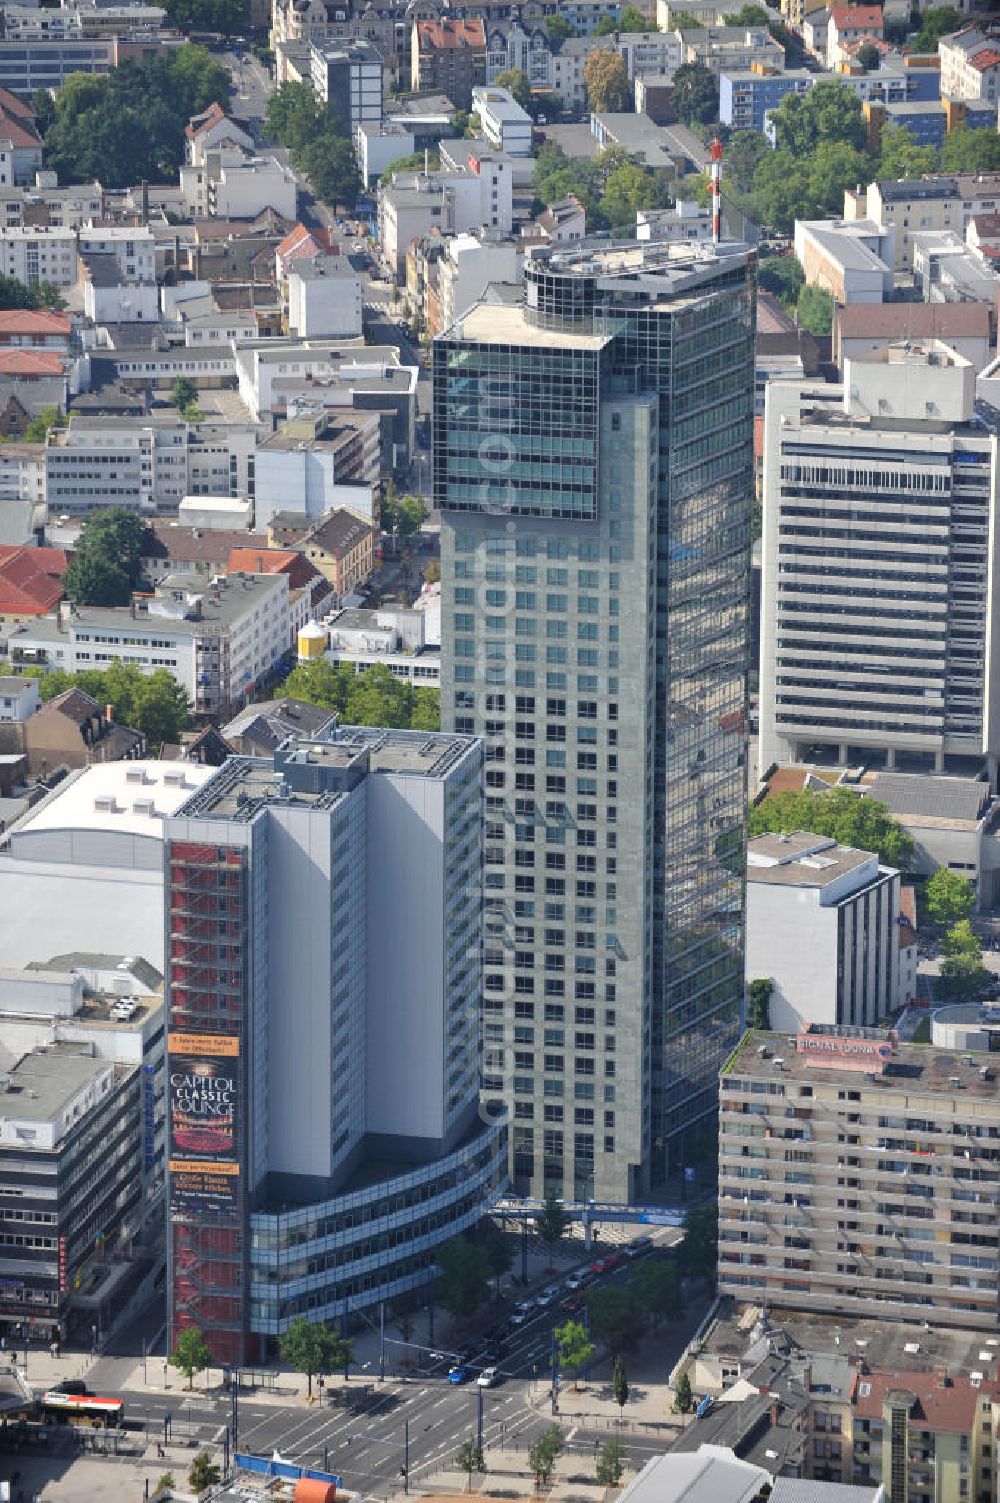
(477, 1367), (498, 1388)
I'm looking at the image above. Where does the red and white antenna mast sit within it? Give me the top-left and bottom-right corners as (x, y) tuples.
(710, 137), (723, 245)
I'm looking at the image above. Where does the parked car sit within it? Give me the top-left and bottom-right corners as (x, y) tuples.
(477, 1367), (499, 1388)
(447, 1366), (469, 1385)
(50, 1380), (91, 1396)
(626, 1235), (653, 1258)
(560, 1294), (583, 1313)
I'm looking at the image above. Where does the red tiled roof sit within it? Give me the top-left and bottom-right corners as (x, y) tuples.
(830, 5), (883, 29)
(0, 544), (68, 617)
(0, 87), (42, 151)
(853, 1370), (997, 1433)
(416, 17), (486, 49)
(970, 48), (1000, 70)
(0, 310), (71, 336)
(185, 101), (227, 141)
(226, 548), (318, 590)
(0, 349), (64, 377)
(276, 223), (335, 265)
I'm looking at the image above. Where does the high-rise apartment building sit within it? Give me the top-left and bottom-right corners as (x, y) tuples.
(434, 241), (755, 1201)
(760, 343), (1000, 785)
(164, 726), (505, 1363)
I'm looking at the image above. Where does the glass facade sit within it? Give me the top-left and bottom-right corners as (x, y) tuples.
(437, 245), (754, 1199)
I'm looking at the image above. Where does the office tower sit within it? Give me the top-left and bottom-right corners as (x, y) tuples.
(434, 241), (756, 1201)
(718, 1024), (1000, 1330)
(164, 727), (505, 1363)
(760, 342), (1000, 785)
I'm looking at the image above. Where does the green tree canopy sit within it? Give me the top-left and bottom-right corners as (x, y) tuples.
(0, 273), (65, 310)
(630, 1257), (684, 1329)
(939, 126), (1000, 176)
(911, 5), (960, 52)
(806, 140), (869, 215)
(674, 1370), (694, 1412)
(585, 1286), (645, 1352)
(528, 1426), (562, 1485)
(747, 977), (773, 1031)
(436, 1235), (491, 1322)
(163, 0), (249, 36)
(748, 786), (914, 869)
(878, 123), (938, 180)
(479, 1220), (513, 1298)
(42, 46), (231, 187)
(940, 920), (988, 1000)
(279, 1316), (350, 1395)
(264, 78), (359, 207)
(62, 553), (131, 607)
(455, 1439), (486, 1491)
(546, 14), (574, 45)
(724, 4), (769, 23)
(595, 3), (648, 30)
(750, 149), (814, 234)
(171, 375), (198, 413)
(555, 1319), (596, 1387)
(723, 129), (769, 193)
(496, 67), (532, 110)
(596, 1440), (623, 1486)
(280, 660), (440, 732)
(796, 283), (834, 334)
(535, 1191), (570, 1264)
(611, 1353), (629, 1412)
(770, 79), (866, 156)
(381, 491), (426, 538)
(855, 41), (881, 71)
(64, 506), (146, 608)
(757, 253), (804, 306)
(189, 1453), (222, 1492)
(672, 62), (718, 126)
(679, 1201), (718, 1285)
(169, 1328), (211, 1390)
(925, 868), (975, 929)
(24, 406), (66, 444)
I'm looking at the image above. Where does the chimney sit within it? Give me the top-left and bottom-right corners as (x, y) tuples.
(105, 704), (114, 723)
(141, 179), (149, 220)
(770, 1400), (780, 1426)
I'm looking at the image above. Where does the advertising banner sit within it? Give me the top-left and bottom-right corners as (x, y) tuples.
(168, 1033), (241, 1219)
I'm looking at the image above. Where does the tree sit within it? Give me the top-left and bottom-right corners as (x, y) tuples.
(480, 1220), (513, 1299)
(939, 126), (1000, 176)
(769, 80), (866, 156)
(748, 977), (772, 1031)
(264, 78), (360, 207)
(134, 669), (191, 747)
(528, 1426), (562, 1486)
(596, 1439), (623, 1486)
(674, 1371), (694, 1413)
(0, 272), (65, 311)
(806, 140), (869, 215)
(496, 68), (532, 111)
(750, 150), (813, 235)
(757, 253), (803, 306)
(672, 62), (718, 126)
(723, 129), (768, 193)
(300, 132), (360, 208)
(630, 1258), (684, 1330)
(796, 284), (834, 335)
(436, 1235), (490, 1322)
(679, 1202), (718, 1286)
(455, 1438), (486, 1491)
(612, 1354), (629, 1416)
(546, 14), (574, 45)
(600, 155), (670, 229)
(381, 492), (426, 539)
(63, 553), (132, 607)
(189, 1452), (222, 1492)
(585, 1287), (645, 1353)
(925, 868), (975, 929)
(911, 5), (959, 52)
(749, 786), (914, 869)
(555, 1319), (596, 1388)
(424, 559), (441, 585)
(409, 687), (441, 731)
(169, 1328), (211, 1390)
(855, 41), (881, 71)
(939, 917), (989, 998)
(41, 46), (232, 188)
(171, 375), (198, 413)
(279, 1316), (350, 1396)
(670, 9), (706, 27)
(281, 659), (440, 731)
(602, 3), (647, 29)
(346, 662), (418, 729)
(583, 50), (631, 114)
(265, 80), (321, 150)
(878, 123), (938, 181)
(535, 1191), (570, 1266)
(164, 0), (249, 37)
(724, 4), (769, 22)
(24, 406), (66, 444)
(156, 1475), (176, 1493)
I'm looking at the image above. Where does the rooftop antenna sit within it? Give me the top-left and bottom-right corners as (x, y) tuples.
(424, 145), (429, 177)
(710, 138), (723, 245)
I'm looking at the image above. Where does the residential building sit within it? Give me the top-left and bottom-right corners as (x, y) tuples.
(140, 524), (260, 582)
(473, 86), (532, 157)
(0, 674), (36, 721)
(746, 831), (901, 1034)
(591, 114), (686, 178)
(411, 17), (486, 109)
(682, 26), (785, 76)
(636, 198), (712, 244)
(939, 24), (1000, 104)
(310, 40), (383, 132)
(484, 19), (555, 90)
(434, 239), (754, 1199)
(253, 409), (381, 531)
(184, 102), (255, 167)
(295, 509), (378, 602)
(826, 4), (883, 67)
(220, 695), (336, 756)
(852, 178), (960, 272)
(321, 604), (440, 685)
(759, 346), (1000, 787)
(720, 67), (814, 131)
(0, 543), (66, 623)
(0, 310), (71, 351)
(618, 1449), (772, 1503)
(10, 572), (292, 717)
(536, 195), (586, 244)
(0, 227), (76, 288)
(286, 256), (363, 339)
(718, 1024), (1000, 1330)
(657, 0), (729, 24)
(0, 761), (212, 970)
(832, 300), (993, 372)
(437, 231), (521, 334)
(355, 122), (420, 187)
(867, 771), (1000, 910)
(913, 230), (1000, 310)
(165, 726), (505, 1362)
(378, 154), (514, 278)
(0, 88), (43, 184)
(77, 225), (156, 284)
(0, 687), (143, 775)
(852, 1369), (1000, 1501)
(793, 218), (894, 304)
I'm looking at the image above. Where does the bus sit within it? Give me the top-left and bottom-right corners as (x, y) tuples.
(39, 1391), (125, 1428)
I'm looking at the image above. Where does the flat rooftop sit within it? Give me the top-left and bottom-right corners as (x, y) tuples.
(1, 1044), (109, 1126)
(451, 300), (611, 349)
(725, 1030), (1000, 1102)
(747, 831), (875, 887)
(9, 760), (213, 840)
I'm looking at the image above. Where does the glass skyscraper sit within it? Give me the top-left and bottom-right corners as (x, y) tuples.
(434, 241), (755, 1201)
